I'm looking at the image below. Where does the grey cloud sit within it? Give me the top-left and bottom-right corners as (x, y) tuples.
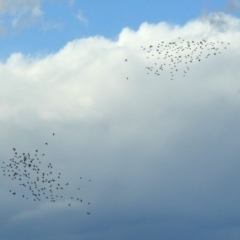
(200, 11), (240, 32)
(0, 0), (42, 16)
(225, 0), (240, 12)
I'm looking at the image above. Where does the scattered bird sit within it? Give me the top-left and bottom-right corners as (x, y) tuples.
(1, 133), (92, 212)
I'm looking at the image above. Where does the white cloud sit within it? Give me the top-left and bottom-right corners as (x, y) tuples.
(1, 12), (240, 240)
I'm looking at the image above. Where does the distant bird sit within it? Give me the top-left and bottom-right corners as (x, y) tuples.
(3, 134), (93, 214)
(139, 38), (230, 80)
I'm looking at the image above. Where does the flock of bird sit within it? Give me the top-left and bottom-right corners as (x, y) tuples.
(1, 133), (91, 215)
(125, 37), (230, 80)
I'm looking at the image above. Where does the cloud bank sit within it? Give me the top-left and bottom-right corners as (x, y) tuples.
(0, 12), (240, 240)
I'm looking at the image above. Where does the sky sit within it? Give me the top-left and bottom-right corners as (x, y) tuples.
(0, 0), (240, 240)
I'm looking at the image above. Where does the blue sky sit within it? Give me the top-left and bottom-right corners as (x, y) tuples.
(1, 1), (240, 240)
(0, 0), (238, 60)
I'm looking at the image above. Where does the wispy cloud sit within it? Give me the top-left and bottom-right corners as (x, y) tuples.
(0, 0), (43, 32)
(0, 0), (43, 16)
(75, 9), (88, 24)
(68, 0), (75, 6)
(41, 21), (64, 31)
